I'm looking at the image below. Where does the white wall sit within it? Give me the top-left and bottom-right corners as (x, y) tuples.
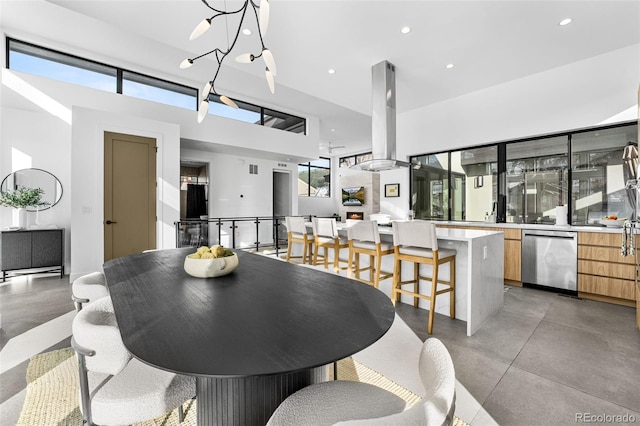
(71, 107), (180, 281)
(398, 44), (639, 159)
(0, 108), (73, 270)
(180, 148), (300, 248)
(1, 68), (320, 280)
(335, 165), (410, 220)
(180, 148), (299, 218)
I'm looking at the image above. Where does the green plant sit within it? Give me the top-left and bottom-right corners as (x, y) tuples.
(0, 186), (50, 209)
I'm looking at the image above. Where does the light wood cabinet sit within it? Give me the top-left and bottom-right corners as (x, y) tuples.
(577, 231), (636, 307)
(504, 239), (522, 283)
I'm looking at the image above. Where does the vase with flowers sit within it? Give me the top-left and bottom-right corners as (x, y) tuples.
(0, 186), (50, 229)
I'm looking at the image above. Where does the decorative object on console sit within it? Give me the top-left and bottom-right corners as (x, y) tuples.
(385, 183), (400, 197)
(0, 186), (49, 229)
(180, 0), (276, 123)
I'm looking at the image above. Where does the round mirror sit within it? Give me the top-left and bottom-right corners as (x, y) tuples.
(1, 168), (63, 211)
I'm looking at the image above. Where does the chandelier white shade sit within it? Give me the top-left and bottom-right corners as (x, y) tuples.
(265, 68), (275, 94)
(181, 0), (275, 123)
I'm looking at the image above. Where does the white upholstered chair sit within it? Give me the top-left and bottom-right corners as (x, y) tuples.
(267, 337), (456, 426)
(391, 220), (456, 334)
(312, 217), (350, 273)
(71, 271), (109, 312)
(71, 296), (195, 426)
(285, 216), (314, 264)
(346, 220), (394, 288)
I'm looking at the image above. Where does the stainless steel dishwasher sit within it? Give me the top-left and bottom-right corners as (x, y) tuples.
(521, 229), (578, 293)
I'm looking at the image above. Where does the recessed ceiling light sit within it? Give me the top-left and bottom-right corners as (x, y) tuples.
(328, 69), (336, 74)
(331, 128), (336, 132)
(242, 28), (252, 35)
(445, 63), (455, 69)
(401, 26), (411, 34)
(559, 18), (572, 26)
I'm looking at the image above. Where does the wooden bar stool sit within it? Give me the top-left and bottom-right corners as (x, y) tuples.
(347, 220), (394, 288)
(285, 216), (313, 264)
(312, 218), (349, 273)
(391, 220), (456, 334)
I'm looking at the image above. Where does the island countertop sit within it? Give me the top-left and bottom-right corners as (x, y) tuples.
(305, 221), (504, 336)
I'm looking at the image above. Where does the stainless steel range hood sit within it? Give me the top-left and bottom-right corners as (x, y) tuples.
(351, 60), (410, 171)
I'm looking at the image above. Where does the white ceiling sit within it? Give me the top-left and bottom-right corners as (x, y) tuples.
(6, 0), (640, 156)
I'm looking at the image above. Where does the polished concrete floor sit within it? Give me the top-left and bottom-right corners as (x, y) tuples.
(1, 272), (639, 425)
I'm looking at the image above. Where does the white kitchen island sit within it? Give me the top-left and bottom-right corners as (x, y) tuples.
(303, 222), (504, 336)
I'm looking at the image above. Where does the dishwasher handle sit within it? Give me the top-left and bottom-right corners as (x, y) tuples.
(524, 233), (575, 240)
(522, 229), (577, 239)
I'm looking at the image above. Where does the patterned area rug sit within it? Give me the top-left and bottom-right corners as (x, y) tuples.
(18, 348), (468, 425)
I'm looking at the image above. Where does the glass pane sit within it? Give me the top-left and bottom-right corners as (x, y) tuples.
(411, 153), (449, 220)
(506, 136), (569, 224)
(571, 124), (638, 225)
(9, 50), (116, 93)
(339, 157), (354, 168)
(208, 95), (261, 123)
(309, 158), (330, 168)
(264, 108), (306, 134)
(123, 71), (197, 110)
(298, 165), (310, 196)
(356, 153), (373, 163)
(311, 168), (331, 197)
(451, 146), (498, 221)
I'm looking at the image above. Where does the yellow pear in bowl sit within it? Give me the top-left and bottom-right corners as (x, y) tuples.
(184, 246), (239, 278)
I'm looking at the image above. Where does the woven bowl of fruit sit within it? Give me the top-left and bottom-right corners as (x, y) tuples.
(184, 245), (239, 278)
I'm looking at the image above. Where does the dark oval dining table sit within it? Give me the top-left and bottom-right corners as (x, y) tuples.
(103, 248), (395, 426)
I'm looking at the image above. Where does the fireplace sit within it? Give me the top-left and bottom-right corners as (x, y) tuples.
(346, 211), (364, 220)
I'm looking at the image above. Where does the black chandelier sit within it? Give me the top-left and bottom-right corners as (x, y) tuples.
(180, 0), (276, 123)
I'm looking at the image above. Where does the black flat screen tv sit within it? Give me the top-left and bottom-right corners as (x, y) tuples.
(342, 186), (365, 206)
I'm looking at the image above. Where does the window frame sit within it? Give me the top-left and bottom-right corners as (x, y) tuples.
(6, 37), (307, 135)
(298, 157), (331, 197)
(410, 120), (638, 225)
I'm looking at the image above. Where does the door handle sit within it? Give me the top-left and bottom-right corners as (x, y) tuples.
(105, 220), (118, 225)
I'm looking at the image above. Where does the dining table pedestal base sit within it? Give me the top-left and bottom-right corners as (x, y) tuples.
(196, 366), (326, 426)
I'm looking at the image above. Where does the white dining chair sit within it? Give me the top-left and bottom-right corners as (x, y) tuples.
(285, 216), (314, 264)
(71, 296), (195, 425)
(347, 220), (394, 288)
(71, 271), (109, 311)
(266, 337), (456, 426)
(391, 220), (456, 334)
(312, 217), (350, 273)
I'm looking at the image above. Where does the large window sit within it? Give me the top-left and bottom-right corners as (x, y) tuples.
(571, 124), (638, 225)
(410, 153), (449, 220)
(122, 71), (196, 110)
(410, 121), (637, 225)
(7, 38), (197, 109)
(207, 95), (306, 134)
(453, 146), (498, 221)
(506, 136), (568, 224)
(298, 158), (331, 197)
(7, 37), (307, 135)
(8, 38), (117, 93)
